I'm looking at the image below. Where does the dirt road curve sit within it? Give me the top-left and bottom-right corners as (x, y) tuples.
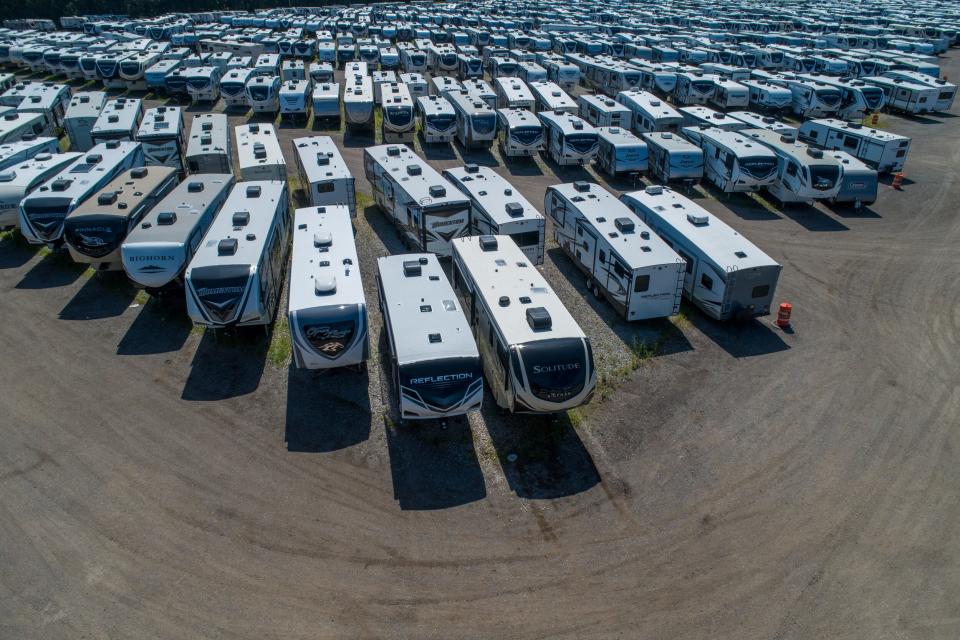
(1, 58), (958, 639)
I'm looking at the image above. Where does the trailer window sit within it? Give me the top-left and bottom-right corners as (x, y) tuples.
(677, 249), (694, 273)
(786, 162), (798, 177)
(613, 260), (629, 279)
(634, 274), (650, 293)
(752, 284), (769, 298)
(842, 135), (858, 150)
(510, 230), (540, 248)
(598, 250), (606, 263)
(700, 273), (713, 290)
(317, 182), (334, 193)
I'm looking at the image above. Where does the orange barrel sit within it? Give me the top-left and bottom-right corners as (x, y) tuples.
(871, 113), (879, 125)
(892, 173), (904, 190)
(776, 302), (792, 328)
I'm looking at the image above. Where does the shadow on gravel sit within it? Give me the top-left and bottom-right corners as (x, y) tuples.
(779, 204), (849, 232)
(117, 297), (192, 355)
(342, 128), (376, 148)
(827, 202), (882, 219)
(419, 136), (458, 161)
(688, 311), (790, 358)
(541, 156), (593, 183)
(16, 250), (86, 289)
(361, 204), (409, 254)
(285, 366), (372, 452)
(385, 415), (487, 510)
(0, 236), (39, 270)
(59, 273), (137, 320)
(181, 328), (268, 401)
(501, 156), (544, 177)
(484, 410), (600, 499)
(719, 191), (782, 221)
(455, 142), (498, 166)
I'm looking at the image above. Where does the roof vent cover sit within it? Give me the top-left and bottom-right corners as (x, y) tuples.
(614, 217), (635, 233)
(687, 212), (709, 225)
(218, 238), (238, 255)
(573, 181), (590, 192)
(428, 184), (446, 197)
(232, 210), (250, 226)
(157, 211), (177, 225)
(479, 235), (498, 251)
(526, 307), (552, 331)
(505, 202), (523, 217)
(403, 260), (421, 277)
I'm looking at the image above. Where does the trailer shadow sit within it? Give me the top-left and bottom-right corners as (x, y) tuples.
(311, 116), (342, 132)
(341, 128), (376, 148)
(454, 142), (498, 166)
(713, 190), (782, 221)
(15, 250), (86, 290)
(500, 156), (544, 177)
(59, 272), (137, 320)
(116, 296), (192, 355)
(284, 365), (372, 452)
(826, 202), (882, 219)
(0, 234), (41, 270)
(540, 155), (594, 183)
(361, 204), (409, 255)
(778, 203), (849, 232)
(181, 328), (268, 401)
(483, 409), (600, 500)
(687, 309), (790, 359)
(418, 136), (457, 161)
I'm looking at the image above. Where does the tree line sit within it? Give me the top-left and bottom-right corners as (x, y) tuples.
(7, 0), (320, 22)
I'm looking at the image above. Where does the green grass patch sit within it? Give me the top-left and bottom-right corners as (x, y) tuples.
(267, 314), (291, 367)
(190, 324), (206, 337)
(133, 289), (149, 305)
(374, 108), (383, 144)
(59, 136), (71, 152)
(355, 190), (375, 210)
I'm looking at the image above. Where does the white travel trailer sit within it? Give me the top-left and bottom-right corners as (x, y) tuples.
(616, 89), (683, 133)
(118, 51), (160, 91)
(709, 78), (750, 109)
(699, 63), (751, 82)
(279, 80), (311, 122)
(462, 79), (497, 110)
(417, 95), (457, 144)
(64, 91), (107, 152)
(797, 119), (910, 173)
(343, 74), (374, 129)
(642, 131), (704, 183)
(137, 106), (186, 171)
(185, 180), (290, 329)
(280, 59), (306, 82)
(882, 70), (956, 111)
(495, 77), (535, 110)
(90, 97), (143, 145)
(63, 166), (180, 272)
(445, 90), (498, 149)
(443, 164), (545, 265)
(0, 151), (82, 227)
(621, 185), (782, 321)
(288, 204), (368, 369)
(311, 82), (340, 120)
(2, 82), (70, 127)
(0, 112), (53, 144)
(596, 126), (649, 177)
(545, 181), (683, 320)
(372, 70), (398, 104)
(457, 53), (485, 80)
(430, 75), (463, 96)
(19, 140), (144, 245)
(742, 129), (844, 204)
(381, 82), (416, 144)
(121, 174), (235, 292)
(545, 58), (581, 91)
(727, 111), (797, 136)
(529, 81), (577, 114)
(685, 126), (778, 193)
(364, 144), (471, 257)
(309, 62), (335, 85)
(227, 56), (252, 71)
(679, 106), (744, 131)
(145, 59), (181, 93)
(254, 53), (281, 77)
(781, 78), (842, 118)
(824, 150), (879, 207)
(185, 114), (232, 175)
(862, 76), (938, 114)
(184, 66), (222, 103)
(376, 253), (483, 422)
(673, 72), (718, 105)
(0, 137), (59, 171)
(236, 123), (286, 182)
(245, 75), (281, 114)
(518, 61), (548, 84)
(577, 93), (632, 129)
(220, 68), (253, 108)
(539, 110), (599, 166)
(740, 79), (794, 111)
(496, 108), (544, 158)
(292, 136), (356, 215)
(400, 72), (428, 98)
(450, 235), (595, 413)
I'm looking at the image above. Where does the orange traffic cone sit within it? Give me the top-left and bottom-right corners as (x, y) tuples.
(892, 173), (904, 190)
(776, 303), (792, 329)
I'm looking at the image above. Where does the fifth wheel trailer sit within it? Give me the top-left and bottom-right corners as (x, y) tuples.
(291, 135), (356, 215)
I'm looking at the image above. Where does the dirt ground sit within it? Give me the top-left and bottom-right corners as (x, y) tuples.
(0, 53), (958, 640)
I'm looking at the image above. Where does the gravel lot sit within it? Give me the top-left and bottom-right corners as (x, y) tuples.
(1, 55), (958, 639)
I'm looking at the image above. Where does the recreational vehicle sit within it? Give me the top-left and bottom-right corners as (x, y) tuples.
(545, 59), (581, 91)
(184, 66), (221, 103)
(796, 75), (886, 120)
(236, 123), (286, 182)
(292, 136), (356, 214)
(220, 68), (253, 108)
(673, 72), (718, 105)
(90, 98), (143, 145)
(445, 90), (498, 148)
(63, 166), (179, 271)
(462, 79), (497, 110)
(496, 108), (544, 158)
(118, 51), (160, 91)
(679, 106), (744, 131)
(539, 110), (599, 166)
(288, 204), (368, 369)
(279, 80), (311, 122)
(616, 89), (683, 133)
(137, 106), (186, 171)
(621, 185), (782, 321)
(489, 56), (521, 80)
(642, 131), (704, 183)
(380, 82), (416, 143)
(254, 53), (281, 77)
(400, 47), (428, 74)
(495, 77), (535, 110)
(311, 82), (340, 120)
(684, 126), (777, 193)
(372, 70), (398, 104)
(280, 59), (306, 82)
(545, 181), (683, 320)
(699, 63), (751, 82)
(862, 76), (938, 114)
(309, 62), (335, 84)
(797, 118), (910, 173)
(882, 70), (956, 111)
(364, 144), (471, 256)
(430, 75), (463, 96)
(529, 81), (578, 114)
(727, 111), (797, 136)
(0, 137), (59, 171)
(450, 235), (595, 413)
(743, 129), (844, 203)
(343, 74), (375, 129)
(121, 174), (235, 292)
(185, 180), (290, 329)
(740, 79), (794, 112)
(185, 114), (232, 175)
(518, 61), (548, 84)
(0, 112), (53, 144)
(414, 95), (454, 144)
(458, 54), (485, 80)
(709, 79), (750, 109)
(443, 164), (545, 264)
(781, 78), (843, 118)
(376, 252), (483, 421)
(578, 94), (632, 129)
(400, 72), (428, 98)
(0, 151), (82, 227)
(823, 150), (879, 207)
(64, 91), (107, 152)
(596, 127), (649, 177)
(245, 75), (281, 114)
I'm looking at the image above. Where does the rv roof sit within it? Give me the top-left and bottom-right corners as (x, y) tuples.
(597, 126), (645, 146)
(137, 106), (182, 140)
(292, 135), (352, 182)
(288, 205), (363, 314)
(451, 235), (585, 346)
(365, 144), (468, 206)
(443, 165), (543, 226)
(126, 173), (234, 245)
(742, 127), (844, 166)
(377, 253), (477, 365)
(67, 166), (178, 221)
(803, 118), (910, 143)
